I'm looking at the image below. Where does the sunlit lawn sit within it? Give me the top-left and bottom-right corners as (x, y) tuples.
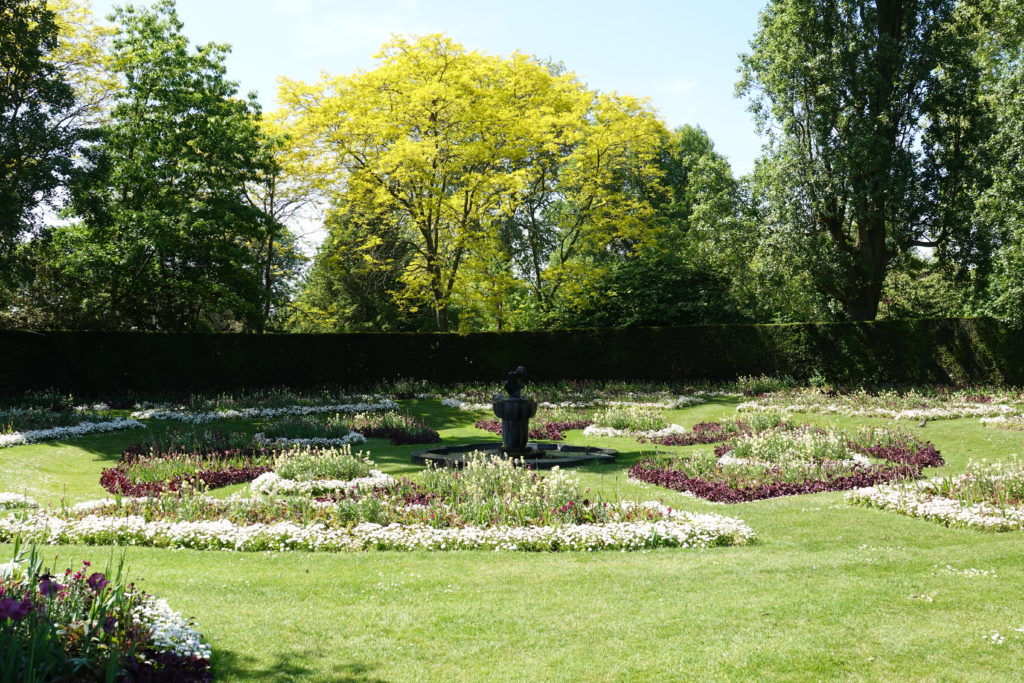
(3, 398), (1023, 681)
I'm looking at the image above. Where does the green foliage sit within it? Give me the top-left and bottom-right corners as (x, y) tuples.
(0, 0), (76, 298)
(592, 405), (667, 431)
(977, 4), (1024, 325)
(736, 374), (797, 396)
(273, 445), (373, 481)
(280, 34), (666, 332)
(739, 0), (993, 321)
(23, 0), (275, 331)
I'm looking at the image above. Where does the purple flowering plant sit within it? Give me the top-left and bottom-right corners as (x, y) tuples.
(0, 539), (212, 682)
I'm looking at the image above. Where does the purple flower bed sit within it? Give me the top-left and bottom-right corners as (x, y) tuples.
(628, 459), (922, 503)
(639, 421), (749, 447)
(849, 439), (944, 468)
(100, 463), (272, 496)
(474, 419), (593, 441)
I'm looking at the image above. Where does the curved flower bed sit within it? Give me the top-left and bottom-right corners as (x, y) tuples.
(0, 508), (754, 552)
(4, 453), (757, 552)
(100, 462), (273, 497)
(250, 471), (395, 496)
(0, 548), (211, 681)
(0, 418), (147, 449)
(132, 399), (399, 423)
(847, 462), (1024, 531)
(628, 427), (941, 503)
(474, 419), (593, 441)
(736, 388), (1021, 421)
(629, 459), (920, 503)
(253, 431), (367, 448)
(980, 414), (1024, 431)
(443, 395), (705, 412)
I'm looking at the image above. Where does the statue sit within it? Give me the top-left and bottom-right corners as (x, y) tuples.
(503, 366), (528, 398)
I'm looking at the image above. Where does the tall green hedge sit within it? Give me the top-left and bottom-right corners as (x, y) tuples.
(0, 319), (1020, 394)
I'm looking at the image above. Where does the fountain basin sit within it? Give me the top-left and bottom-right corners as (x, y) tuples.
(411, 442), (617, 469)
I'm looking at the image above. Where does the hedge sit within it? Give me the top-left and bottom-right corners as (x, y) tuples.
(0, 318), (1021, 394)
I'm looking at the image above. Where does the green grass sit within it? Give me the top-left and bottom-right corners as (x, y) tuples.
(3, 397), (1024, 681)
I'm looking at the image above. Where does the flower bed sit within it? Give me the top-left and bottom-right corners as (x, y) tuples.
(442, 395), (705, 412)
(6, 454), (756, 552)
(980, 414), (1024, 431)
(131, 399), (399, 424)
(605, 412), (792, 446)
(253, 431), (367, 448)
(628, 427), (940, 503)
(0, 511), (754, 552)
(0, 418), (147, 449)
(2, 407), (111, 433)
(847, 461), (1024, 531)
(0, 493), (38, 510)
(101, 429), (378, 496)
(736, 388), (1021, 421)
(0, 544), (211, 681)
(474, 419), (593, 441)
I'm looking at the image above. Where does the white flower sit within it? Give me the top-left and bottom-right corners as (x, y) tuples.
(131, 400), (399, 424)
(0, 418), (146, 449)
(252, 431), (367, 447)
(0, 492), (39, 509)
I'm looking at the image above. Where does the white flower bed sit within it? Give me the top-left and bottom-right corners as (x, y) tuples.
(131, 399), (399, 423)
(0, 418), (147, 449)
(0, 492), (39, 509)
(441, 396), (705, 412)
(133, 596), (211, 660)
(249, 471), (395, 496)
(980, 414), (1024, 430)
(583, 423), (690, 439)
(847, 479), (1024, 531)
(0, 508), (754, 552)
(252, 431), (368, 447)
(737, 401), (1018, 421)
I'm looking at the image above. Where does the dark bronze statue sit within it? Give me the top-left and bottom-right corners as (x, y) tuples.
(503, 365), (528, 398)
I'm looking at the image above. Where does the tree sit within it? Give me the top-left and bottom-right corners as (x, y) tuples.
(278, 34), (665, 332)
(739, 0), (992, 321)
(0, 0), (76, 295)
(46, 0), (119, 127)
(38, 0), (273, 331)
(977, 2), (1024, 324)
(557, 126), (755, 327)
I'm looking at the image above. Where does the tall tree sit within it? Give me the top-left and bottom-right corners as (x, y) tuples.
(39, 0), (274, 331)
(739, 0), (992, 320)
(278, 34), (664, 332)
(0, 0), (75, 294)
(976, 1), (1024, 324)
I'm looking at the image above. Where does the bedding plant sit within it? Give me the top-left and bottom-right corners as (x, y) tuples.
(629, 426), (943, 502)
(0, 541), (211, 682)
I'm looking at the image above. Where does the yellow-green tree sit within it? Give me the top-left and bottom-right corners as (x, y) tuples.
(277, 34), (665, 332)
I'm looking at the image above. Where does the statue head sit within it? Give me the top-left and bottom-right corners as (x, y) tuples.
(503, 366), (528, 398)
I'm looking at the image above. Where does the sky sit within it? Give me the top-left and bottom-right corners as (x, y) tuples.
(89, 0), (769, 174)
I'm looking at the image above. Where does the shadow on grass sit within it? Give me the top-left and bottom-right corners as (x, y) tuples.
(214, 648), (388, 682)
(397, 399), (489, 432)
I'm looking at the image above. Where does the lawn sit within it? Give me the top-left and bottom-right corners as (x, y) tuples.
(3, 396), (1023, 681)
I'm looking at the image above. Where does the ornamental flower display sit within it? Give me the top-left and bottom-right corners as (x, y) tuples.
(131, 398), (400, 423)
(0, 418), (147, 449)
(629, 427), (942, 503)
(847, 460), (1024, 531)
(736, 387), (1022, 421)
(1, 453), (756, 553)
(0, 544), (211, 681)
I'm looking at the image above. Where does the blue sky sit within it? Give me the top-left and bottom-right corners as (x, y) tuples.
(89, 0), (769, 175)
